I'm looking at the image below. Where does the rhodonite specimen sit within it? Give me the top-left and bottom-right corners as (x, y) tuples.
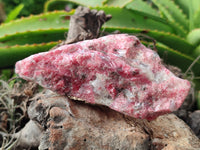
(15, 34), (191, 120)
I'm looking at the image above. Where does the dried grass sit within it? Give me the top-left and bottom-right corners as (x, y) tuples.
(0, 78), (32, 150)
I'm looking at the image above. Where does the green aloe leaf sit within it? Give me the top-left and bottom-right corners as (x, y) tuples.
(44, 0), (76, 12)
(1, 26), (194, 55)
(0, 29), (67, 47)
(65, 0), (103, 6)
(193, 44), (200, 57)
(103, 0), (132, 8)
(103, 27), (194, 55)
(126, 0), (159, 17)
(0, 42), (59, 68)
(193, 9), (200, 28)
(152, 0), (189, 32)
(126, 0), (187, 37)
(187, 28), (200, 47)
(44, 0), (103, 11)
(95, 7), (173, 32)
(189, 0), (200, 30)
(174, 0), (190, 18)
(4, 4), (24, 23)
(0, 10), (73, 39)
(189, 0), (200, 14)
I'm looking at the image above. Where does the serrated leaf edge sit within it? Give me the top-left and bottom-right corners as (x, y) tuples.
(152, 0), (188, 33)
(0, 10), (74, 28)
(103, 26), (190, 44)
(0, 41), (61, 49)
(0, 28), (68, 41)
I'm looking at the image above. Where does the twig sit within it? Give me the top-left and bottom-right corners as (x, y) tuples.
(184, 55), (200, 78)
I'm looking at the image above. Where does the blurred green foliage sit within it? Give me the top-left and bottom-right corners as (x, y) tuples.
(2, 0), (47, 17)
(4, 3), (24, 23)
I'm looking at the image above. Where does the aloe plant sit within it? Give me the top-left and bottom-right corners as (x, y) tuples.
(0, 10), (74, 68)
(0, 0), (200, 95)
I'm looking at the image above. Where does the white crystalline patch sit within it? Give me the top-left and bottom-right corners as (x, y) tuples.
(124, 89), (135, 102)
(142, 68), (155, 81)
(154, 69), (171, 83)
(169, 99), (176, 111)
(134, 102), (143, 110)
(90, 74), (107, 94)
(90, 73), (113, 106)
(117, 49), (126, 57)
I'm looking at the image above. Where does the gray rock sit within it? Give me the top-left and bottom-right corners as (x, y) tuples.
(14, 120), (43, 148)
(188, 110), (200, 138)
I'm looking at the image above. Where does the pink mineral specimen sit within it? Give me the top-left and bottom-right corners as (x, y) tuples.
(15, 34), (190, 120)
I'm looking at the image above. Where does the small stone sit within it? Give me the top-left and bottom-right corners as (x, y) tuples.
(188, 110), (200, 138)
(15, 34), (190, 120)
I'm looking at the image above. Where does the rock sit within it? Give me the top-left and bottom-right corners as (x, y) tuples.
(188, 110), (200, 138)
(27, 90), (200, 150)
(13, 120), (43, 149)
(29, 90), (150, 150)
(174, 109), (189, 122)
(143, 114), (200, 150)
(15, 34), (190, 120)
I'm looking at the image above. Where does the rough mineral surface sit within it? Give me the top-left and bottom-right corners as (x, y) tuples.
(15, 34), (190, 120)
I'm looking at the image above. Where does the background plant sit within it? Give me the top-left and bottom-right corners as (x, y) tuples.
(0, 0), (200, 106)
(2, 0), (47, 17)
